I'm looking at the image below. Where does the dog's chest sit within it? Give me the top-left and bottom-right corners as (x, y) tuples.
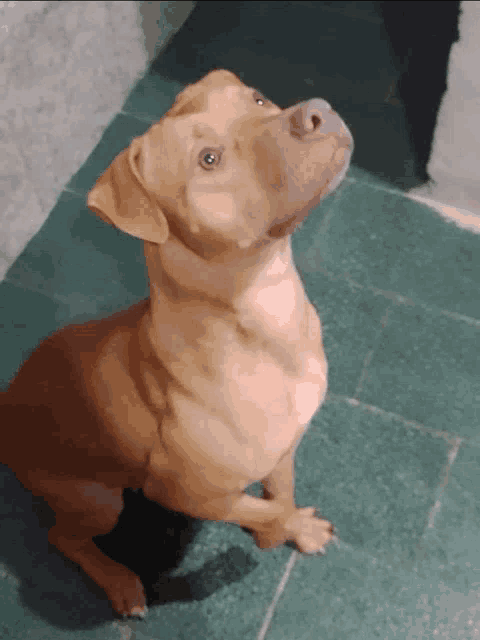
(225, 345), (327, 433)
(161, 296), (327, 479)
(163, 346), (327, 483)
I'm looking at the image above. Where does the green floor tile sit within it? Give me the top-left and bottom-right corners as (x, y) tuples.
(358, 303), (480, 438)
(265, 538), (480, 640)
(294, 397), (447, 558)
(121, 73), (183, 123)
(0, 282), (64, 390)
(66, 113), (152, 196)
(263, 416), (476, 640)
(439, 442), (480, 523)
(130, 521), (295, 640)
(390, 203), (480, 320)
(292, 266), (390, 398)
(299, 181), (418, 291)
(4, 190), (148, 327)
(302, 178), (480, 321)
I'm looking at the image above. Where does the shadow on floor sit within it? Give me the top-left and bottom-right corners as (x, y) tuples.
(0, 466), (258, 628)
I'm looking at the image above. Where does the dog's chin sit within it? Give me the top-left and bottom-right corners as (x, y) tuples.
(266, 195), (321, 239)
(266, 159), (351, 240)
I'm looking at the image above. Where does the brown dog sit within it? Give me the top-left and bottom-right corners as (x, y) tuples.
(1, 69), (353, 619)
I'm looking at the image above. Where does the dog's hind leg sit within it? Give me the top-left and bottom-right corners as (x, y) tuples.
(39, 477), (147, 619)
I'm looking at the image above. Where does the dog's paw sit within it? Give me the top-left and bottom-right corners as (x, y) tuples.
(122, 605), (148, 620)
(283, 507), (334, 555)
(108, 573), (147, 619)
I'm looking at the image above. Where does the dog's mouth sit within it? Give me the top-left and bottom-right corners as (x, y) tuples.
(267, 214), (304, 239)
(266, 189), (323, 239)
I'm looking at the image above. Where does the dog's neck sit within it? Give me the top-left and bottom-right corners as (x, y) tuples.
(142, 231), (309, 374)
(145, 232), (295, 314)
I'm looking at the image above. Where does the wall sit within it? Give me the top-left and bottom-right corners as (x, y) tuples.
(407, 1), (480, 233)
(0, 0), (478, 283)
(0, 0), (195, 281)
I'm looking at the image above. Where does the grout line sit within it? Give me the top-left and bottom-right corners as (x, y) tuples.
(329, 534), (356, 554)
(120, 109), (161, 124)
(439, 308), (480, 328)
(311, 262), (480, 330)
(335, 395), (460, 445)
(425, 499), (443, 530)
(336, 395), (474, 530)
(256, 535), (376, 640)
(63, 186), (85, 198)
(353, 306), (392, 398)
(257, 551), (298, 640)
(352, 347), (376, 399)
(425, 437), (463, 530)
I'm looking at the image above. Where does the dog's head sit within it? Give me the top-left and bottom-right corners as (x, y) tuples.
(88, 69), (353, 254)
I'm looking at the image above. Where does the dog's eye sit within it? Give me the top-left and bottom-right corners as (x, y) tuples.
(253, 91), (268, 106)
(199, 148), (222, 171)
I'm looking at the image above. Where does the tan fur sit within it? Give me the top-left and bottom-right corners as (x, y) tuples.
(1, 69), (353, 618)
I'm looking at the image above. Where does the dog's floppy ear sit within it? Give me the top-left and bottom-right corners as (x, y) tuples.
(87, 137), (169, 244)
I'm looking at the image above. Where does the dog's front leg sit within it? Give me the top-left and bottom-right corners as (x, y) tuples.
(251, 445), (297, 549)
(223, 454), (333, 554)
(254, 434), (335, 554)
(146, 444), (333, 554)
(262, 446), (296, 511)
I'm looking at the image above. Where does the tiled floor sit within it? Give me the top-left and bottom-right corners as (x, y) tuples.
(1, 3), (480, 638)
